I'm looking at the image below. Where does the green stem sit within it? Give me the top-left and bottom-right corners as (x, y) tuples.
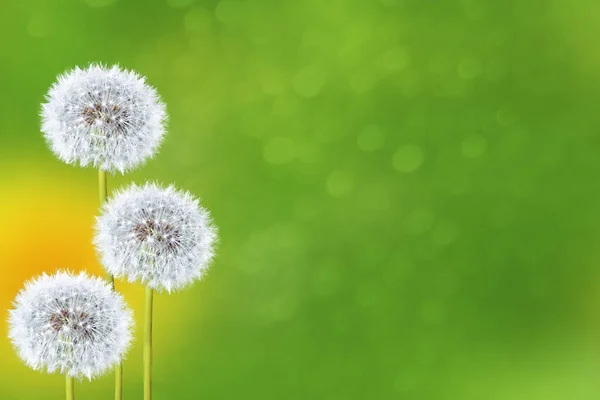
(98, 169), (108, 205)
(66, 376), (74, 400)
(99, 169), (121, 400)
(144, 287), (154, 400)
(99, 169), (112, 285)
(115, 363), (122, 400)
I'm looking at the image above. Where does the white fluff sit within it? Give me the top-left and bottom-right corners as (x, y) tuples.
(41, 64), (167, 173)
(8, 271), (134, 380)
(94, 182), (217, 293)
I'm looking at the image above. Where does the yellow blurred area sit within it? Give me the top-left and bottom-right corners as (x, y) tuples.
(0, 168), (99, 305)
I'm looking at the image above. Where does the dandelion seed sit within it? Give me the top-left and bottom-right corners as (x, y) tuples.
(41, 64), (167, 173)
(94, 182), (218, 293)
(8, 271), (134, 380)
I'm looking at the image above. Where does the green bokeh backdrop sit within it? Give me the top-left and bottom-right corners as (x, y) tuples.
(2, 0), (600, 399)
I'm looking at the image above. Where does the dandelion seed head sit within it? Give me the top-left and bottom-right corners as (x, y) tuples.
(8, 271), (134, 379)
(94, 182), (218, 293)
(41, 64), (167, 173)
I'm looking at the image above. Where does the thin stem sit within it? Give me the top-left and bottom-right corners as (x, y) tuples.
(98, 169), (108, 204)
(99, 169), (121, 400)
(115, 363), (122, 400)
(144, 287), (154, 400)
(98, 170), (114, 286)
(66, 376), (74, 400)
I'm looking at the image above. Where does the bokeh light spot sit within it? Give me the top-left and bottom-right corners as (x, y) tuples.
(378, 46), (410, 72)
(272, 96), (298, 117)
(484, 60), (506, 81)
(294, 196), (320, 222)
(315, 121), (344, 143)
(357, 125), (385, 151)
(356, 282), (382, 308)
(458, 57), (483, 79)
(296, 142), (322, 165)
(383, 251), (414, 284)
(407, 207), (435, 235)
(394, 369), (421, 393)
(263, 137), (296, 165)
(489, 204), (515, 228)
(259, 295), (298, 322)
(85, 0), (117, 7)
(435, 270), (460, 297)
(393, 145), (424, 172)
(349, 69), (379, 93)
(420, 300), (445, 324)
(359, 185), (391, 211)
(168, 0), (195, 7)
(382, 0), (403, 7)
(431, 221), (458, 246)
(215, 1), (244, 24)
(27, 14), (52, 38)
(313, 261), (341, 296)
(326, 170), (354, 197)
(293, 65), (327, 98)
(260, 73), (286, 95)
(496, 107), (519, 126)
(461, 134), (487, 157)
(415, 337), (438, 365)
(461, 0), (487, 19)
(184, 6), (212, 32)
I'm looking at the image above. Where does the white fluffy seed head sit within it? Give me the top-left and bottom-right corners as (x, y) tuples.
(8, 271), (134, 380)
(41, 64), (167, 173)
(94, 182), (218, 293)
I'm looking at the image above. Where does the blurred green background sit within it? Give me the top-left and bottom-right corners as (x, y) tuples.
(1, 0), (600, 399)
